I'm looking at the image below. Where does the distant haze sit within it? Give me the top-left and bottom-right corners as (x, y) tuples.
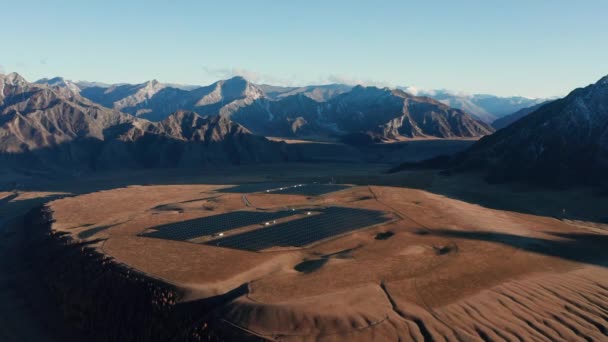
(2, 1), (608, 98)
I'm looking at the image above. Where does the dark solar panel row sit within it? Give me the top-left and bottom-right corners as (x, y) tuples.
(141, 210), (300, 241)
(216, 183), (294, 194)
(216, 183), (351, 196)
(205, 207), (391, 251)
(269, 184), (351, 196)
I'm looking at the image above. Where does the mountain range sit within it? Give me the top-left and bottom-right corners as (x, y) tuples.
(444, 75), (608, 187)
(491, 100), (554, 130)
(9, 70), (607, 188)
(36, 75), (494, 140)
(2, 71), (493, 170)
(0, 73), (287, 170)
(400, 87), (548, 124)
(257, 83), (353, 102)
(39, 77), (551, 129)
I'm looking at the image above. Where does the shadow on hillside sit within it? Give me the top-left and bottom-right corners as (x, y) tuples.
(364, 166), (608, 224)
(430, 229), (608, 268)
(3, 135), (603, 225)
(0, 134), (289, 173)
(0, 193), (67, 223)
(0, 137), (476, 189)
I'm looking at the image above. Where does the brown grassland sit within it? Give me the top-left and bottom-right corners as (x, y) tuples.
(1, 159), (603, 341)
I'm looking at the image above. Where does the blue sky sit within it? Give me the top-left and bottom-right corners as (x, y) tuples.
(2, 0), (607, 97)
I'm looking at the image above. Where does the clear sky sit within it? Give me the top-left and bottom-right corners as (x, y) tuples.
(2, 0), (607, 98)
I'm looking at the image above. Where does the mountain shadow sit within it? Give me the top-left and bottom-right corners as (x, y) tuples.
(431, 229), (608, 268)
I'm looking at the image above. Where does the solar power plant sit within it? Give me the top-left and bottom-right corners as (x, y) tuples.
(268, 184), (351, 196)
(216, 183), (295, 194)
(216, 183), (351, 196)
(205, 207), (392, 251)
(140, 210), (301, 242)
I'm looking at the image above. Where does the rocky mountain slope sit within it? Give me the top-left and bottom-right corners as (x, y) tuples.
(98, 110), (287, 168)
(0, 73), (287, 170)
(491, 100), (554, 130)
(1, 73), (132, 153)
(231, 85), (494, 140)
(257, 84), (352, 102)
(401, 88), (547, 123)
(34, 75), (493, 140)
(34, 77), (82, 99)
(79, 76), (262, 121)
(449, 75), (608, 186)
(328, 86), (494, 139)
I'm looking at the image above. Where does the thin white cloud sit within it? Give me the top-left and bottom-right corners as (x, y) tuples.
(0, 64), (5, 74)
(400, 86), (422, 96)
(324, 74), (389, 88)
(201, 66), (296, 85)
(202, 67), (261, 82)
(198, 68), (518, 99)
(199, 67), (396, 88)
(399, 85), (472, 97)
(438, 89), (472, 97)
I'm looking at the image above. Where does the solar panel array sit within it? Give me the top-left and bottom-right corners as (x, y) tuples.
(216, 183), (294, 194)
(269, 184), (351, 196)
(141, 210), (300, 241)
(205, 207), (391, 251)
(216, 183), (351, 196)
